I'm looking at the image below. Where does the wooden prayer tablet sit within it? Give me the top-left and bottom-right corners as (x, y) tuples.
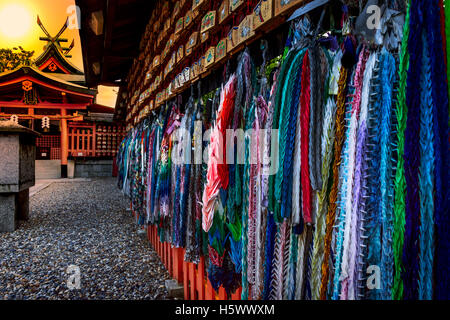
(193, 0), (205, 12)
(238, 15), (255, 45)
(168, 34), (175, 49)
(227, 26), (239, 51)
(253, 0), (273, 30)
(230, 0), (244, 12)
(201, 11), (216, 34)
(164, 17), (171, 32)
(191, 62), (197, 78)
(275, 0), (305, 16)
(184, 10), (194, 29)
(184, 67), (191, 82)
(153, 55), (161, 68)
(215, 38), (227, 62)
(173, 1), (181, 20)
(186, 32), (199, 51)
(204, 47), (216, 68)
(219, 0), (230, 24)
(199, 56), (206, 75)
(177, 45), (184, 63)
(175, 17), (184, 34)
(201, 31), (210, 43)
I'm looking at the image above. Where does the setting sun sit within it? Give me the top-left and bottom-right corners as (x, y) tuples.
(0, 3), (32, 39)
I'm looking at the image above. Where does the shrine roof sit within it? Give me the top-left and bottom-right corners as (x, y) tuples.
(0, 65), (96, 97)
(0, 120), (40, 136)
(35, 43), (84, 76)
(88, 103), (115, 114)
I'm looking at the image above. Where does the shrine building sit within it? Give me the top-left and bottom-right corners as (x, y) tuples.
(0, 17), (125, 178)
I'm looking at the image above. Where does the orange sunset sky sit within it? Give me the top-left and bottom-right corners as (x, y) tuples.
(0, 0), (118, 107)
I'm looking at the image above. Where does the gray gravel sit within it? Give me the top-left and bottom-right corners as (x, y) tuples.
(0, 178), (171, 300)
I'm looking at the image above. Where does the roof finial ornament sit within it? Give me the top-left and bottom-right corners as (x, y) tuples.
(37, 15), (74, 58)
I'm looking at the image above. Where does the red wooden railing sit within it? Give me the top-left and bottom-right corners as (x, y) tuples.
(68, 125), (96, 157)
(68, 124), (126, 158)
(145, 223), (243, 300)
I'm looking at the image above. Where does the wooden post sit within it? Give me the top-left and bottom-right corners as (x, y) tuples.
(147, 225), (151, 247)
(28, 108), (34, 130)
(171, 247), (176, 278)
(158, 238), (162, 258)
(218, 287), (227, 300)
(81, 130), (85, 152)
(168, 245), (172, 276)
(163, 242), (167, 268)
(148, 225), (155, 249)
(231, 287), (242, 300)
(152, 227), (155, 248)
(157, 234), (160, 256)
(183, 257), (189, 299)
(197, 257), (205, 300)
(167, 244), (170, 270)
(189, 262), (196, 300)
(172, 248), (184, 283)
(93, 124), (97, 157)
(205, 278), (215, 300)
(60, 108), (68, 178)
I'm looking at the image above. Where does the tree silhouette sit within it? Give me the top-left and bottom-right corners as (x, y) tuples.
(0, 47), (34, 73)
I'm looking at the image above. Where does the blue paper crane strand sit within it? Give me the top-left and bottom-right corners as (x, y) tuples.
(403, 0), (423, 300)
(365, 53), (383, 300)
(417, 31), (435, 301)
(424, 0), (450, 300)
(379, 49), (397, 300)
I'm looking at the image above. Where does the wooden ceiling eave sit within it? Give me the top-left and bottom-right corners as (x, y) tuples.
(76, 0), (155, 87)
(76, 0), (105, 88)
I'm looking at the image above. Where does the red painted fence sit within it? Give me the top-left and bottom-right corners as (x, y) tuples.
(69, 126), (96, 157)
(68, 124), (126, 158)
(131, 204), (243, 300)
(146, 225), (243, 300)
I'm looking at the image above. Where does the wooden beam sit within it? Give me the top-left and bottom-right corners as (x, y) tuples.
(28, 107), (34, 130)
(103, 55), (134, 62)
(40, 37), (68, 42)
(0, 113), (84, 121)
(0, 76), (95, 98)
(102, 0), (117, 82)
(90, 10), (104, 35)
(113, 16), (138, 28)
(0, 101), (89, 110)
(76, 0), (154, 87)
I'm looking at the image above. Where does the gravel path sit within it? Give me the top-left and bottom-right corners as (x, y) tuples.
(0, 178), (171, 300)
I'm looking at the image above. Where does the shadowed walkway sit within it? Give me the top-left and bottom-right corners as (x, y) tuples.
(0, 178), (170, 300)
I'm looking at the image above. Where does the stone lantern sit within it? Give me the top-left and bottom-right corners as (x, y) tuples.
(0, 120), (40, 232)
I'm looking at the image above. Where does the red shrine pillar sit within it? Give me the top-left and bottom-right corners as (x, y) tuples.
(60, 108), (68, 178)
(28, 108), (34, 130)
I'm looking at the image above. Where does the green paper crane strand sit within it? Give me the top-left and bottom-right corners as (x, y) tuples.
(392, 1), (410, 301)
